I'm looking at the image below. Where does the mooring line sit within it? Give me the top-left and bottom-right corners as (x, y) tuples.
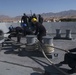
(46, 45), (69, 53)
(39, 43), (70, 75)
(2, 37), (70, 75)
(7, 37), (70, 53)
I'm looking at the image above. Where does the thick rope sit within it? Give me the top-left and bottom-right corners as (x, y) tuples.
(39, 43), (70, 75)
(8, 37), (70, 52)
(2, 37), (70, 75)
(5, 38), (70, 54)
(45, 45), (69, 53)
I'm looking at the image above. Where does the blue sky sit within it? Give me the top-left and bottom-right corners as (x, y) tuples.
(0, 0), (76, 17)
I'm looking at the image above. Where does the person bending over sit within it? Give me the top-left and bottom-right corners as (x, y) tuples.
(31, 18), (46, 43)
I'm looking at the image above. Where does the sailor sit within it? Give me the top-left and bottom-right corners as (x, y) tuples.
(21, 13), (34, 36)
(8, 25), (14, 33)
(27, 13), (37, 31)
(15, 26), (23, 43)
(21, 23), (27, 36)
(38, 14), (43, 24)
(21, 13), (28, 25)
(31, 18), (46, 43)
(8, 25), (16, 40)
(59, 48), (76, 74)
(31, 13), (37, 19)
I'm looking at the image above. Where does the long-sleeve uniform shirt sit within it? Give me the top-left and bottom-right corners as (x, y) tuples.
(34, 22), (46, 42)
(34, 22), (46, 35)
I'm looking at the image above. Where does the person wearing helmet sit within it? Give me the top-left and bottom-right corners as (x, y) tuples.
(31, 13), (37, 19)
(31, 18), (37, 23)
(29, 18), (37, 33)
(31, 18), (46, 43)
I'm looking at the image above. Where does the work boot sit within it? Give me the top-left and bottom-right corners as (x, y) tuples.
(68, 68), (76, 74)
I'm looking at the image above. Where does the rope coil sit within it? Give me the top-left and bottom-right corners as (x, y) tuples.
(39, 42), (70, 75)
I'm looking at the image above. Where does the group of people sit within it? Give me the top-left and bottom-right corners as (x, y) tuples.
(20, 13), (46, 43)
(8, 13), (76, 74)
(8, 13), (46, 43)
(21, 13), (44, 34)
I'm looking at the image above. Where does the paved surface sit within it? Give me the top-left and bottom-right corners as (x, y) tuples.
(0, 36), (76, 75)
(0, 22), (76, 75)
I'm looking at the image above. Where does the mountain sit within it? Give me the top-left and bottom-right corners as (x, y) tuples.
(0, 10), (76, 22)
(41, 10), (76, 18)
(0, 15), (22, 22)
(0, 15), (10, 20)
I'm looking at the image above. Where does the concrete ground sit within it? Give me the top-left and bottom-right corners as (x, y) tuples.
(0, 36), (76, 75)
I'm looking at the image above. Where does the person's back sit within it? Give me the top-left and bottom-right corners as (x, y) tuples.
(28, 16), (32, 23)
(35, 22), (46, 43)
(21, 13), (28, 25)
(31, 18), (46, 42)
(9, 25), (14, 33)
(15, 26), (23, 34)
(31, 13), (37, 19)
(38, 14), (43, 24)
(35, 22), (46, 35)
(15, 26), (23, 42)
